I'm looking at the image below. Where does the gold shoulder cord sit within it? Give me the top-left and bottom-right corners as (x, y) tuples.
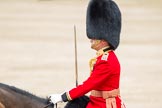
(89, 47), (111, 74)
(89, 57), (97, 73)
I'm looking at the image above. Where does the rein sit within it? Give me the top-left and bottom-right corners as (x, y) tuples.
(43, 103), (57, 108)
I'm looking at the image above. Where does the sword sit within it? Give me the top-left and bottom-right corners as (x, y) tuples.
(74, 25), (78, 87)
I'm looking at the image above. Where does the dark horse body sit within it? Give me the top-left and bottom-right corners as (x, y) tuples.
(0, 83), (53, 108)
(0, 83), (89, 108)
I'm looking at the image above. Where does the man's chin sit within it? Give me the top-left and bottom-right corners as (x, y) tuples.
(91, 45), (94, 49)
(91, 45), (96, 50)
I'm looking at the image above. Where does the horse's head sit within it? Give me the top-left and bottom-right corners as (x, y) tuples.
(64, 95), (89, 108)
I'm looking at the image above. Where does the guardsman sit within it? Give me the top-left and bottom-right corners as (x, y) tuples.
(49, 0), (126, 108)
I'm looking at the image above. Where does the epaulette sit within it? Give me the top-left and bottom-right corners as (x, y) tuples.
(101, 52), (109, 61)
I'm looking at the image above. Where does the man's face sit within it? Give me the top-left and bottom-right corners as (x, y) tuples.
(90, 39), (101, 50)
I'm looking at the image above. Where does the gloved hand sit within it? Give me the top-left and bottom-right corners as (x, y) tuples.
(48, 94), (63, 104)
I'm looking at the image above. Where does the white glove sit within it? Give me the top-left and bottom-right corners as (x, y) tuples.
(48, 94), (63, 104)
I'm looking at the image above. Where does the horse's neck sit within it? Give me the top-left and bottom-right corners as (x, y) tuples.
(13, 91), (48, 108)
(0, 86), (48, 108)
(22, 96), (46, 108)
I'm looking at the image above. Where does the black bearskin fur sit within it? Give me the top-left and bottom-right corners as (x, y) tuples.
(64, 96), (89, 108)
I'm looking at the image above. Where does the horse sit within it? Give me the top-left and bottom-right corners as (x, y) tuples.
(0, 83), (89, 108)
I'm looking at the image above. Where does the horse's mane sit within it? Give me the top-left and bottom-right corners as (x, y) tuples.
(0, 83), (48, 103)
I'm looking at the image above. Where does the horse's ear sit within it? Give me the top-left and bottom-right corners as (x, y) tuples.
(64, 95), (89, 108)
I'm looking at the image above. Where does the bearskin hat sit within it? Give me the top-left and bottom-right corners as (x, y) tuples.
(86, 0), (122, 50)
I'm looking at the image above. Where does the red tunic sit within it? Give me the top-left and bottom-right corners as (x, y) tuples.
(68, 50), (125, 108)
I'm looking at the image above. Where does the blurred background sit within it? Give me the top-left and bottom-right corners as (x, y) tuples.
(0, 0), (162, 108)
